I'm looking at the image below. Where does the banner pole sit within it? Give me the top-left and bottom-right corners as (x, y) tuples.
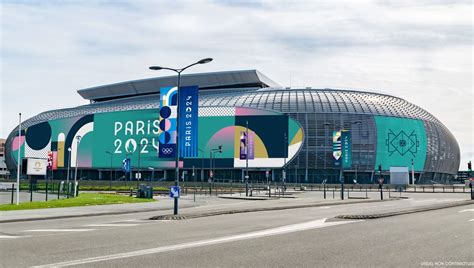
(16, 113), (21, 205)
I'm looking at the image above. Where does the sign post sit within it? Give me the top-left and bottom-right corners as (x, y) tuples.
(378, 165), (384, 200)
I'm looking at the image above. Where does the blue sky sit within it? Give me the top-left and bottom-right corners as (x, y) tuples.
(0, 0), (472, 169)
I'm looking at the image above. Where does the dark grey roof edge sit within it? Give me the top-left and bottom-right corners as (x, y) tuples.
(77, 69), (281, 101)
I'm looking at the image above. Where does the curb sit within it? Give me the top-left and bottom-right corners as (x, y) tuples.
(335, 200), (474, 220)
(0, 208), (163, 224)
(149, 198), (395, 221)
(218, 196), (278, 201)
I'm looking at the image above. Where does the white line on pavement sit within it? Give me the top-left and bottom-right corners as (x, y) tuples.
(22, 229), (94, 233)
(85, 224), (139, 227)
(0, 235), (25, 239)
(458, 209), (474, 213)
(468, 219), (474, 222)
(32, 218), (362, 268)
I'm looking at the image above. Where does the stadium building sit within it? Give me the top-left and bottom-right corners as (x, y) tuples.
(4, 70), (460, 184)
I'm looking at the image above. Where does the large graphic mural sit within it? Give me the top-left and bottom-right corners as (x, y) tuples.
(374, 116), (427, 171)
(10, 107), (303, 170)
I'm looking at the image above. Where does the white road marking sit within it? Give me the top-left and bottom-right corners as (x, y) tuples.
(458, 209), (474, 213)
(85, 224), (139, 227)
(122, 219), (148, 222)
(32, 218), (362, 268)
(22, 229), (94, 233)
(319, 206), (331, 209)
(468, 219), (474, 222)
(0, 235), (25, 239)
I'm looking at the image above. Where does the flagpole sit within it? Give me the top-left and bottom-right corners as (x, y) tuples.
(16, 113), (21, 205)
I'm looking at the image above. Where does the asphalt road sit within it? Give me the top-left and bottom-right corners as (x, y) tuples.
(1, 196), (472, 267)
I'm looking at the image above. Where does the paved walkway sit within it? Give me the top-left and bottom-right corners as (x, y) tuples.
(0, 191), (470, 223)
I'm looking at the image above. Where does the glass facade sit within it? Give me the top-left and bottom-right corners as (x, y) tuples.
(5, 87), (460, 183)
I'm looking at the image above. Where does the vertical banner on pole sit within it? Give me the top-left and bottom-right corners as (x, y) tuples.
(239, 131), (255, 160)
(239, 131), (247, 160)
(342, 130), (352, 168)
(159, 86), (178, 158)
(178, 85), (199, 158)
(332, 130), (342, 167)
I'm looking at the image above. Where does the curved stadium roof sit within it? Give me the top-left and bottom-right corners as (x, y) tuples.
(12, 69), (442, 131)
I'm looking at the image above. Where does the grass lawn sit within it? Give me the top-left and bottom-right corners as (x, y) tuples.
(0, 193), (155, 211)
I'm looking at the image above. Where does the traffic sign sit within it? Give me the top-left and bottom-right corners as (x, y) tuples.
(169, 186), (180, 198)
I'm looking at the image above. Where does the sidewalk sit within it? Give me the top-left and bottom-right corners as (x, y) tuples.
(0, 192), (373, 223)
(0, 196), (204, 223)
(1, 191), (471, 223)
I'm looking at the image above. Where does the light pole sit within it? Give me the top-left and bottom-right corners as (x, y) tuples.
(245, 120), (249, 196)
(149, 58), (213, 215)
(67, 147), (71, 198)
(74, 135), (82, 197)
(209, 145), (222, 193)
(106, 151), (113, 190)
(324, 121), (361, 200)
(198, 148), (205, 184)
(16, 113), (21, 205)
(147, 166), (155, 186)
(282, 132), (287, 196)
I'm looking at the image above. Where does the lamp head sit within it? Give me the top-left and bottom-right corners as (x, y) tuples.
(149, 66), (163, 70)
(197, 58), (213, 64)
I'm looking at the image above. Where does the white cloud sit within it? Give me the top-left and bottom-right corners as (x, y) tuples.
(0, 0), (472, 169)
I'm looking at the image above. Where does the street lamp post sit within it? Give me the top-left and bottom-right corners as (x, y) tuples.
(67, 147), (71, 198)
(105, 151), (113, 190)
(324, 121), (361, 200)
(74, 135), (82, 197)
(16, 113), (21, 205)
(149, 58), (213, 215)
(209, 146), (222, 195)
(282, 132), (287, 196)
(198, 148), (205, 190)
(245, 121), (249, 196)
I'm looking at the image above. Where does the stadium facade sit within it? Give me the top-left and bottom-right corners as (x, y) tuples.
(5, 70), (460, 184)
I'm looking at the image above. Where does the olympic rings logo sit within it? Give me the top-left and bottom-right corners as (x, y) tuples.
(162, 148), (174, 154)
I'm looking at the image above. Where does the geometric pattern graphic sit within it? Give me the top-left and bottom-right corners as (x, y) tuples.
(199, 107), (235, 117)
(332, 130), (342, 163)
(387, 129), (419, 157)
(8, 106), (303, 170)
(374, 116), (427, 171)
(24, 139), (51, 159)
(159, 86), (177, 158)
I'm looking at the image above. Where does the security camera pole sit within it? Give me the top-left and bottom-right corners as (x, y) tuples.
(149, 58), (213, 215)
